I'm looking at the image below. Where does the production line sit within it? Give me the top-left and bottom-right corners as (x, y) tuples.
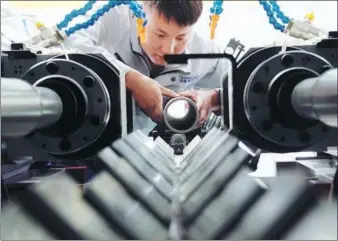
(1, 0), (338, 240)
(1, 31), (337, 239)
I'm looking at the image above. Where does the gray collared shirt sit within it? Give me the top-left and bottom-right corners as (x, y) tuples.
(63, 5), (229, 133)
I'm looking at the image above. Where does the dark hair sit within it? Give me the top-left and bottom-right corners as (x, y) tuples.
(147, 0), (203, 26)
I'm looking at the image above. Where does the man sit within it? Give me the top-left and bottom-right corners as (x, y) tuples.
(63, 0), (227, 133)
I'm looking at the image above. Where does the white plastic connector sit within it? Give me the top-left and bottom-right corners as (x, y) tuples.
(25, 25), (68, 48)
(55, 29), (68, 42)
(285, 19), (327, 40)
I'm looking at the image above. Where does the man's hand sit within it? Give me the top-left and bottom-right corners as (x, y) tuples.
(179, 89), (220, 124)
(125, 70), (179, 121)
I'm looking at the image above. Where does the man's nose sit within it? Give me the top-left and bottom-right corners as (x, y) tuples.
(161, 39), (176, 54)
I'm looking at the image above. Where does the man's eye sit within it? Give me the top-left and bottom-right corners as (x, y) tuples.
(156, 33), (165, 38)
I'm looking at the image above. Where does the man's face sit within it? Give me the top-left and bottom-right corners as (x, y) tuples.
(141, 6), (194, 66)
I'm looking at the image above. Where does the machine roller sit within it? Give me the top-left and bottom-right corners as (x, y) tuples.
(223, 41), (337, 153)
(1, 50), (128, 159)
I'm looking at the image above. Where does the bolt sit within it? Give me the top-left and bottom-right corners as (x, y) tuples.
(281, 54), (294, 66)
(45, 62), (59, 74)
(83, 76), (95, 88)
(252, 82), (264, 93)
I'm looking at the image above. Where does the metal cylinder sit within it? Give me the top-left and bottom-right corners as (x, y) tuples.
(203, 113), (223, 131)
(1, 77), (63, 137)
(163, 97), (199, 134)
(291, 68), (337, 128)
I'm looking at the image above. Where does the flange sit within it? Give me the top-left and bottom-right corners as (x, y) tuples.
(223, 46), (304, 152)
(243, 51), (332, 149)
(21, 57), (112, 158)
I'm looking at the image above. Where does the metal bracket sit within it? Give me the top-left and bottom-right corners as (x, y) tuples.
(224, 38), (245, 60)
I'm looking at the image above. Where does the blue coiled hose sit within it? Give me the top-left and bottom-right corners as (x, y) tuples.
(57, 0), (96, 30)
(268, 0), (291, 25)
(209, 0), (291, 32)
(259, 0), (288, 32)
(210, 0), (224, 16)
(56, 0), (147, 37)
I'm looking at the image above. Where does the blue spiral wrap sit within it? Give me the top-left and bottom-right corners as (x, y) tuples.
(259, 0), (289, 32)
(56, 0), (147, 37)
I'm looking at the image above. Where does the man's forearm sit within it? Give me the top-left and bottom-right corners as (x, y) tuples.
(125, 69), (143, 90)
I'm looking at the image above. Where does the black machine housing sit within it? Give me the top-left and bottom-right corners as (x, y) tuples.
(223, 31), (337, 153)
(1, 44), (134, 163)
(1, 32), (337, 163)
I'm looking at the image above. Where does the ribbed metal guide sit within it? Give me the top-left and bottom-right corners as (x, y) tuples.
(1, 128), (336, 240)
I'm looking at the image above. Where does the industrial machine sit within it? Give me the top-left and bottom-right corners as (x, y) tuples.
(222, 32), (337, 153)
(1, 43), (133, 159)
(151, 96), (206, 154)
(1, 31), (337, 239)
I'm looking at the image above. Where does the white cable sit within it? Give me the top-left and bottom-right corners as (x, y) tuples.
(59, 42), (70, 60)
(279, 32), (290, 54)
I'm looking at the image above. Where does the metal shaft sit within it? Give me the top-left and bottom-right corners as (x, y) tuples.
(163, 97), (199, 133)
(1, 77), (63, 137)
(291, 68), (337, 128)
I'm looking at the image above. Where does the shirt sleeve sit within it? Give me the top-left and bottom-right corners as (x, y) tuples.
(61, 5), (133, 74)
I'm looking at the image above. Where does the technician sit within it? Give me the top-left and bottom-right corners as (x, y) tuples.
(63, 0), (227, 133)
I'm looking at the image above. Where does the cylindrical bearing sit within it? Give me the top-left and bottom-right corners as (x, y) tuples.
(163, 97), (199, 134)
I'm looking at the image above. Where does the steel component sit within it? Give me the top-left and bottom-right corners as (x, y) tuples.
(180, 128), (222, 169)
(223, 46), (305, 152)
(21, 58), (111, 156)
(84, 171), (168, 240)
(283, 200), (337, 240)
(1, 127), (337, 240)
(16, 172), (123, 239)
(163, 97), (199, 134)
(132, 131), (175, 170)
(1, 203), (57, 240)
(123, 133), (174, 181)
(243, 51), (333, 150)
(1, 77), (63, 137)
(203, 113), (223, 131)
(1, 52), (126, 159)
(224, 176), (317, 240)
(170, 134), (187, 155)
(182, 141), (251, 222)
(180, 131), (234, 184)
(2, 35), (338, 241)
(180, 134), (239, 202)
(182, 135), (201, 159)
(292, 68), (337, 128)
(222, 40), (337, 153)
(112, 138), (173, 200)
(186, 169), (266, 240)
(155, 136), (175, 159)
(97, 147), (172, 224)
